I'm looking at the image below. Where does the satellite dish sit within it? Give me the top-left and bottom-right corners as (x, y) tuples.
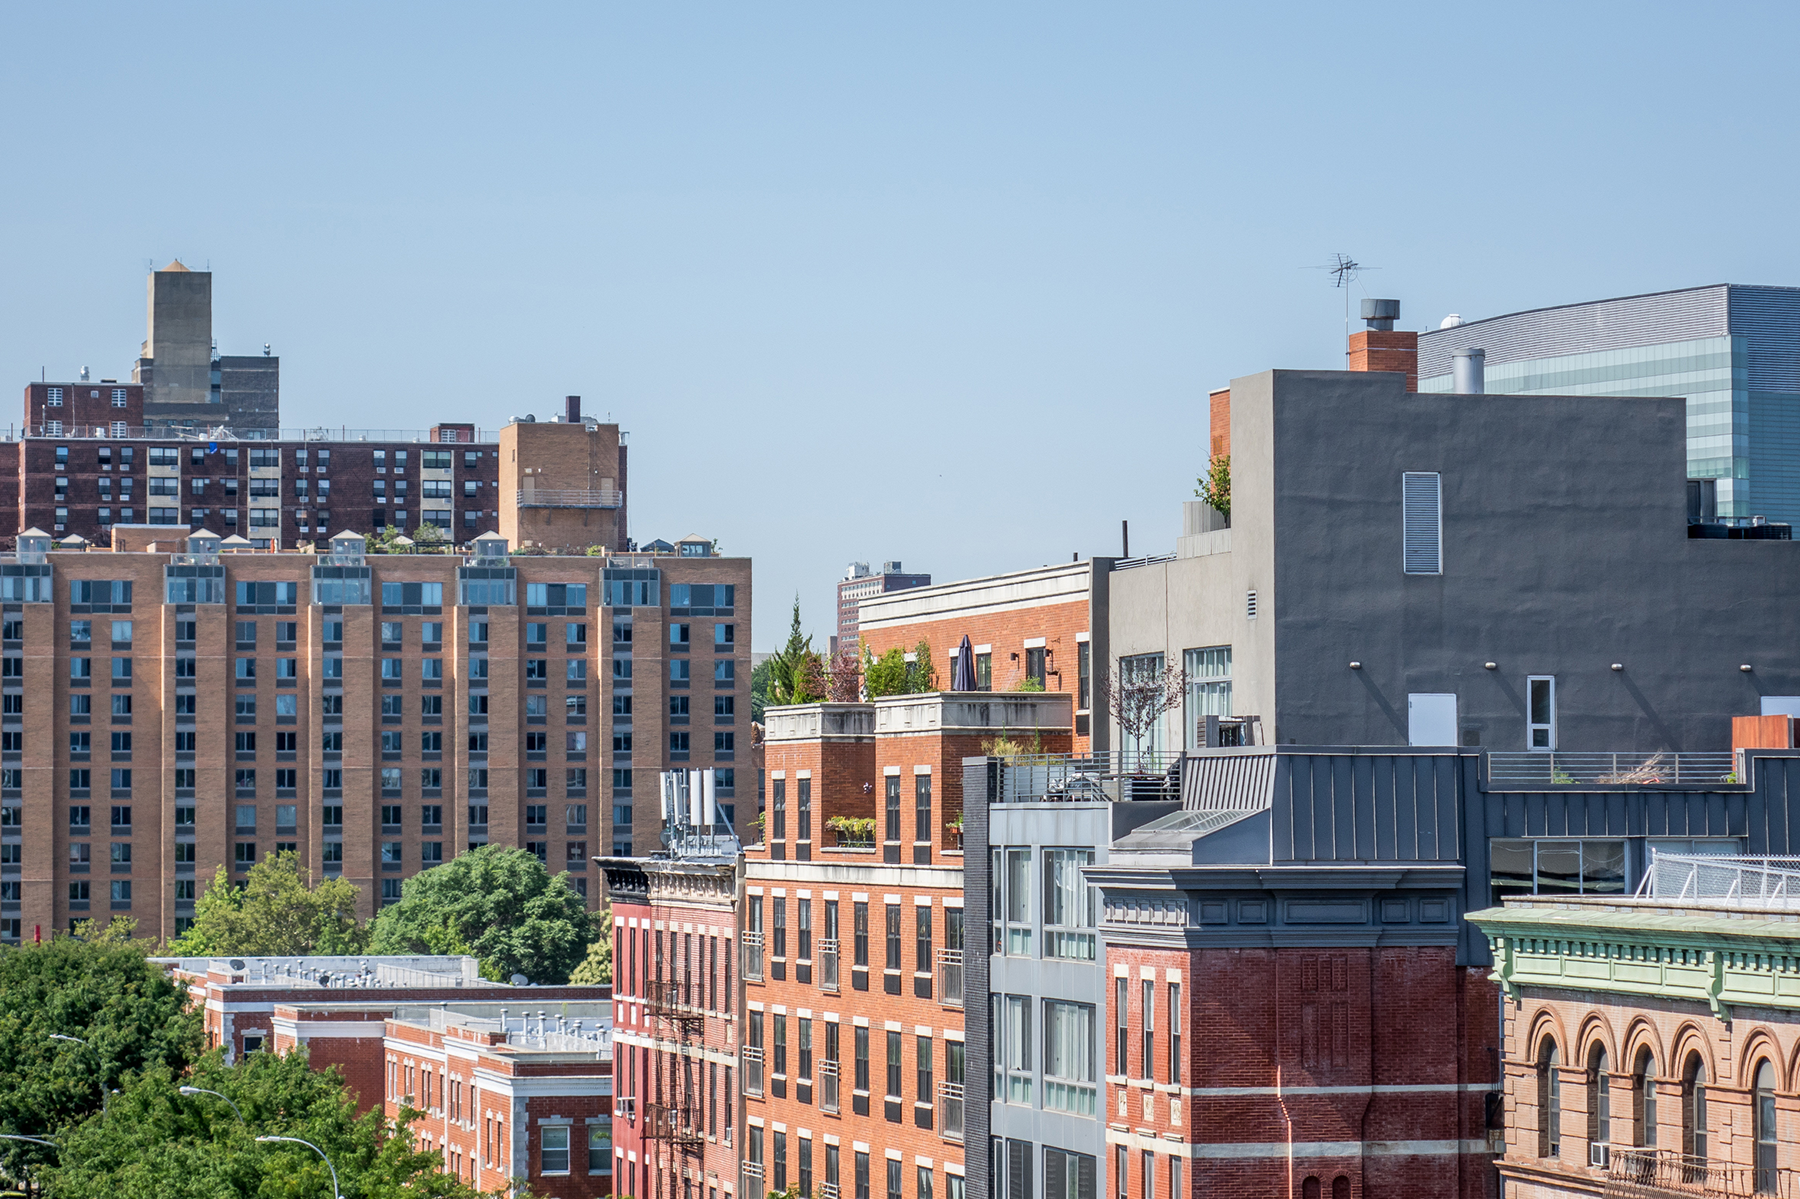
(510, 973), (529, 986)
(228, 958), (246, 970)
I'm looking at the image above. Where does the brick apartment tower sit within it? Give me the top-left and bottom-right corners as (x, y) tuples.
(0, 523), (751, 944)
(604, 853), (742, 1199)
(501, 396), (628, 554)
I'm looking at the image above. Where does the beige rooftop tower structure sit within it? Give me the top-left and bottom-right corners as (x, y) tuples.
(499, 395), (628, 554)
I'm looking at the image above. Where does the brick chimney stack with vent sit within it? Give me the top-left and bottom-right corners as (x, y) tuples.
(1347, 298), (1418, 390)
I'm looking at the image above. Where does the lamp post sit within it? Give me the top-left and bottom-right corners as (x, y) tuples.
(255, 1135), (342, 1199)
(48, 1033), (114, 1117)
(178, 1086), (246, 1124)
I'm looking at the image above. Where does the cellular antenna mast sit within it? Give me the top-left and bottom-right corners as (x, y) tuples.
(1308, 253), (1378, 361)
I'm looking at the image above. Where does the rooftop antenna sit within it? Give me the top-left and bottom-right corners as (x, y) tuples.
(1308, 254), (1378, 362)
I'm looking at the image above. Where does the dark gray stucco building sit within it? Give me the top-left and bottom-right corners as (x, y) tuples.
(1108, 368), (1800, 755)
(1417, 285), (1800, 524)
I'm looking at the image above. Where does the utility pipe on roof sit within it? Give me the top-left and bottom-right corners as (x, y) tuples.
(1452, 348), (1486, 394)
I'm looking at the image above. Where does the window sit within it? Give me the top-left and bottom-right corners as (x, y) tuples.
(1043, 848), (1096, 959)
(1539, 1039), (1562, 1158)
(715, 659), (735, 681)
(540, 1125), (570, 1174)
(1044, 1149), (1096, 1199)
(916, 905), (931, 976)
(1169, 983), (1182, 1084)
(1115, 978), (1127, 1076)
(1633, 1049), (1658, 1148)
(1588, 1044), (1610, 1149)
(1044, 1001), (1096, 1114)
(1755, 1059), (1777, 1191)
(1489, 839), (1625, 907)
(1004, 848), (1031, 954)
(1528, 675), (1556, 750)
(915, 773), (932, 844)
(886, 777), (901, 844)
(1001, 995), (1031, 1104)
(1402, 471), (1442, 574)
(886, 1030), (902, 1101)
(886, 904), (902, 971)
(1141, 979), (1154, 1080)
(1184, 646), (1232, 746)
(1683, 1054), (1707, 1165)
(887, 1160), (901, 1199)
(854, 901), (869, 967)
(856, 1152), (870, 1199)
(855, 1025), (870, 1092)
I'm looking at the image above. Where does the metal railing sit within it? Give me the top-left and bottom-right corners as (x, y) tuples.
(819, 1184), (841, 1199)
(741, 1162), (765, 1192)
(819, 938), (840, 992)
(646, 979), (706, 1030)
(741, 1045), (764, 1096)
(939, 1082), (965, 1143)
(1638, 852), (1800, 909)
(516, 488), (624, 509)
(988, 751), (1186, 805)
(741, 931), (764, 981)
(1603, 1147), (1796, 1196)
(1487, 751), (1739, 788)
(19, 424), (502, 443)
(937, 949), (964, 1007)
(644, 1103), (704, 1151)
(818, 1059), (840, 1113)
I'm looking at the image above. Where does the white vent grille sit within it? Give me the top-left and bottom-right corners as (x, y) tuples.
(1402, 472), (1442, 575)
(1245, 590), (1258, 620)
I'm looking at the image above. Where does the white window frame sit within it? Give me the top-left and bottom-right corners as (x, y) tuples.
(1527, 675), (1556, 751)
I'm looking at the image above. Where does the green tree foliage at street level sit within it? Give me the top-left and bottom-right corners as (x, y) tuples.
(569, 901), (613, 985)
(863, 639), (939, 698)
(167, 853), (369, 959)
(0, 937), (202, 1184)
(43, 1047), (502, 1199)
(764, 596), (826, 706)
(1194, 453), (1230, 522)
(369, 845), (595, 984)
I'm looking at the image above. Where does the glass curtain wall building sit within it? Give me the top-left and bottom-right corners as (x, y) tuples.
(1418, 285), (1800, 523)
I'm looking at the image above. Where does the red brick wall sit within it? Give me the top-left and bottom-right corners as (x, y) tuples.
(1103, 944), (1497, 1199)
(1209, 388), (1231, 460)
(1347, 330), (1420, 392)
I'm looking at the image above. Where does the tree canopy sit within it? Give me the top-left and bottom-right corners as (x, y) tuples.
(43, 1047), (495, 1199)
(0, 936), (203, 1182)
(167, 853), (368, 959)
(568, 901), (613, 985)
(764, 596), (826, 706)
(368, 845), (595, 984)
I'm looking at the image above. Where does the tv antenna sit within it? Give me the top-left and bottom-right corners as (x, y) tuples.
(1308, 254), (1378, 361)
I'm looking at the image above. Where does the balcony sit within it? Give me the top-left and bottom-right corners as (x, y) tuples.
(819, 1184), (840, 1199)
(985, 751), (1185, 804)
(515, 488), (624, 510)
(818, 1059), (840, 1113)
(1486, 751), (1739, 789)
(742, 1046), (764, 1096)
(742, 931), (764, 982)
(937, 949), (964, 1007)
(819, 938), (840, 992)
(646, 979), (705, 1032)
(644, 1103), (703, 1153)
(939, 1082), (964, 1143)
(1602, 1147), (1795, 1196)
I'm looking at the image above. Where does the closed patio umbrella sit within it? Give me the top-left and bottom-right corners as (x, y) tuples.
(952, 634), (977, 691)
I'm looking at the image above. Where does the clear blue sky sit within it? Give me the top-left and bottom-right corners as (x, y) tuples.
(4, 3), (1798, 648)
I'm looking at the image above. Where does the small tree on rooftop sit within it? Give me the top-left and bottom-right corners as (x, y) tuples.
(1195, 453), (1230, 524)
(1096, 657), (1187, 770)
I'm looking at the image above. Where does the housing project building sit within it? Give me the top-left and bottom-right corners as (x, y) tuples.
(0, 418), (748, 944)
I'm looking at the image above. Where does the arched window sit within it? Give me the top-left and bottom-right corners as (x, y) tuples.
(1634, 1049), (1658, 1148)
(1539, 1038), (1562, 1158)
(1755, 1059), (1777, 1193)
(1301, 1179), (1320, 1199)
(1682, 1053), (1708, 1167)
(1589, 1044), (1612, 1148)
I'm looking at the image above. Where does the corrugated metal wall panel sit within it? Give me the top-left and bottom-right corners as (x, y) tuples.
(1728, 286), (1800, 392)
(1181, 751), (1276, 811)
(1418, 286), (1730, 380)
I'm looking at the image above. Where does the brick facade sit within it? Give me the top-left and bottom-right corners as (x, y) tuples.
(1346, 330), (1420, 392)
(500, 403), (629, 555)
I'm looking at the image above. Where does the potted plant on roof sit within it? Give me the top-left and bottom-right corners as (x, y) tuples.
(1097, 657), (1187, 799)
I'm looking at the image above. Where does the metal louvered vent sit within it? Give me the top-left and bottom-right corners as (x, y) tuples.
(1245, 590), (1257, 620)
(1402, 472), (1442, 575)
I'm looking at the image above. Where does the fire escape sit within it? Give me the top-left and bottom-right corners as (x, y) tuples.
(645, 977), (706, 1170)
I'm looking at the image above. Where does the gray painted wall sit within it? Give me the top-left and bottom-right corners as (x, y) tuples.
(1109, 369), (1800, 753)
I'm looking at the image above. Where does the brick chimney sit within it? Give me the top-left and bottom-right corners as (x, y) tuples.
(1347, 298), (1418, 391)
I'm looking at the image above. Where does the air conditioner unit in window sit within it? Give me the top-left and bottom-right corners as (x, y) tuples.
(1590, 1142), (1610, 1168)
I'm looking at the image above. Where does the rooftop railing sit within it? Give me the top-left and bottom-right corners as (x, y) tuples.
(16, 424), (502, 444)
(986, 751), (1185, 804)
(1487, 751), (1739, 789)
(516, 488), (624, 509)
(1638, 851), (1800, 909)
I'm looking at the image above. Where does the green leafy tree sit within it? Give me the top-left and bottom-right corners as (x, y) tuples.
(907, 638), (937, 692)
(764, 596), (826, 706)
(410, 523), (448, 552)
(369, 524), (411, 554)
(43, 1047), (495, 1199)
(167, 853), (368, 959)
(0, 937), (203, 1183)
(864, 647), (908, 697)
(1195, 453), (1230, 523)
(368, 845), (595, 984)
(750, 655), (773, 722)
(569, 901), (613, 985)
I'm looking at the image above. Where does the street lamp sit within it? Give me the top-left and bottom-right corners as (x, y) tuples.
(179, 1086), (246, 1124)
(48, 1033), (114, 1116)
(255, 1135), (342, 1199)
